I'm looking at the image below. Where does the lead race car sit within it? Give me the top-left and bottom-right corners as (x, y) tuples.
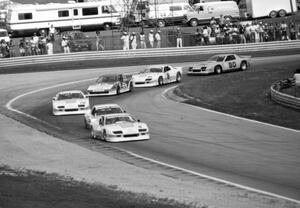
(90, 113), (150, 142)
(187, 54), (251, 75)
(87, 74), (133, 96)
(132, 65), (182, 87)
(52, 90), (90, 116)
(84, 104), (125, 129)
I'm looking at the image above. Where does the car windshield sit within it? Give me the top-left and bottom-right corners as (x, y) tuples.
(96, 75), (118, 83)
(105, 116), (134, 125)
(208, 56), (225, 62)
(142, 67), (163, 73)
(95, 107), (123, 116)
(57, 92), (84, 100)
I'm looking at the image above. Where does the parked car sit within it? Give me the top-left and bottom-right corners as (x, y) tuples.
(61, 31), (93, 52)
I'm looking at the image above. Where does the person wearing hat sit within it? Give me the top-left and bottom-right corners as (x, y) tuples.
(176, 27), (183, 48)
(139, 31), (147, 49)
(155, 30), (161, 48)
(148, 30), (154, 48)
(130, 32), (137, 50)
(120, 31), (129, 50)
(61, 35), (70, 53)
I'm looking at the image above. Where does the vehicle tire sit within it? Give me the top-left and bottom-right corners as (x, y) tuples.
(176, 72), (182, 83)
(214, 65), (222, 75)
(240, 61), (248, 71)
(189, 19), (198, 27)
(116, 86), (120, 95)
(278, 9), (287, 17)
(157, 19), (166, 27)
(269, 10), (277, 18)
(103, 23), (111, 30)
(158, 77), (164, 86)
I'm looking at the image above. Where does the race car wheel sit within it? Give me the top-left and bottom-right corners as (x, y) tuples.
(214, 65), (222, 75)
(116, 86), (120, 95)
(240, 61), (248, 71)
(158, 77), (164, 86)
(176, 72), (182, 83)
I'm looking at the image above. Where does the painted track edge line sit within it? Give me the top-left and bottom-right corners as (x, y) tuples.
(162, 86), (300, 134)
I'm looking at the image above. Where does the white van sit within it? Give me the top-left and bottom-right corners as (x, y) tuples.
(147, 2), (193, 27)
(185, 1), (240, 27)
(0, 28), (10, 43)
(6, 1), (121, 37)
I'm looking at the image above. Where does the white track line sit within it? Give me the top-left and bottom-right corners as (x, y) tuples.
(5, 77), (300, 205)
(162, 86), (300, 134)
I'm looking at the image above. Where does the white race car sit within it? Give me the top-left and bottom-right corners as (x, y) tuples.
(187, 54), (251, 75)
(84, 104), (125, 129)
(52, 90), (89, 116)
(90, 113), (150, 142)
(87, 74), (133, 96)
(132, 65), (182, 87)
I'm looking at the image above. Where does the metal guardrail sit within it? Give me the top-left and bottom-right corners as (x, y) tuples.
(0, 40), (300, 68)
(270, 78), (300, 110)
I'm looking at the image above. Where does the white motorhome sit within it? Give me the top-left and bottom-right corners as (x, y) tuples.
(6, 1), (121, 37)
(239, 0), (298, 19)
(185, 1), (240, 27)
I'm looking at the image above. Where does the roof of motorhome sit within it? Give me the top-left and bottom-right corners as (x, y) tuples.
(7, 1), (113, 11)
(194, 1), (238, 6)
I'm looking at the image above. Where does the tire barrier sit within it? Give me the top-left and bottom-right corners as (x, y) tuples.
(270, 78), (300, 110)
(0, 40), (300, 68)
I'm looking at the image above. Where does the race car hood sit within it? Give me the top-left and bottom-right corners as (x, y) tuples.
(191, 61), (216, 68)
(106, 121), (148, 134)
(88, 82), (116, 91)
(133, 73), (160, 81)
(53, 99), (88, 107)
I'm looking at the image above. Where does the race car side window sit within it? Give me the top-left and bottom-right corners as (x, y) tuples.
(91, 108), (96, 116)
(225, 55), (236, 62)
(164, 66), (171, 72)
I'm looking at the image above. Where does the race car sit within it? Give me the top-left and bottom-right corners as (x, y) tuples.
(87, 74), (133, 96)
(52, 90), (89, 116)
(83, 104), (125, 129)
(90, 113), (150, 142)
(187, 54), (251, 75)
(132, 65), (182, 87)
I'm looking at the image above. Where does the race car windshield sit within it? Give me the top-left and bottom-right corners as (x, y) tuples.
(95, 107), (123, 115)
(97, 75), (118, 83)
(208, 56), (225, 62)
(105, 116), (134, 125)
(143, 68), (163, 73)
(57, 93), (84, 100)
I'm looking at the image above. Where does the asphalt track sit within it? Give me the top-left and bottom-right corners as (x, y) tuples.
(2, 55), (300, 202)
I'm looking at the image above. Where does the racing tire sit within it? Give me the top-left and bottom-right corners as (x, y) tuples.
(278, 9), (287, 17)
(214, 65), (222, 75)
(269, 10), (277, 18)
(240, 61), (248, 71)
(189, 19), (198, 27)
(158, 77), (164, 86)
(176, 72), (182, 83)
(157, 19), (166, 28)
(116, 86), (120, 95)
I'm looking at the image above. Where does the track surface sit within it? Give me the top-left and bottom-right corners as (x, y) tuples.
(2, 56), (300, 201)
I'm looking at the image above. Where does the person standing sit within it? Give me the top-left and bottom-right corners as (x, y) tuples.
(176, 27), (183, 48)
(61, 36), (70, 53)
(120, 31), (129, 50)
(155, 30), (161, 48)
(148, 30), (154, 48)
(139, 31), (147, 49)
(46, 39), (53, 55)
(130, 32), (137, 50)
(96, 30), (105, 51)
(49, 24), (56, 41)
(19, 38), (26, 56)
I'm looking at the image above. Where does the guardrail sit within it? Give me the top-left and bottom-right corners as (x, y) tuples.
(1, 40), (300, 68)
(270, 78), (300, 110)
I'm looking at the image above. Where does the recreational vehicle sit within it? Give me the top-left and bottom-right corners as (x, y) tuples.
(6, 1), (121, 37)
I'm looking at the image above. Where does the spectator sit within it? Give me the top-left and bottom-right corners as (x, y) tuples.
(274, 22), (281, 41)
(49, 24), (56, 41)
(120, 31), (129, 50)
(218, 14), (225, 28)
(194, 28), (203, 46)
(249, 23), (256, 43)
(0, 39), (9, 58)
(148, 30), (154, 48)
(8, 39), (15, 57)
(96, 30), (105, 51)
(280, 20), (288, 40)
(202, 26), (210, 45)
(245, 23), (251, 43)
(139, 31), (147, 49)
(30, 36), (38, 55)
(61, 36), (70, 53)
(155, 30), (161, 48)
(289, 23), (296, 40)
(130, 32), (137, 50)
(176, 27), (183, 48)
(231, 24), (239, 44)
(46, 39), (53, 55)
(239, 24), (246, 44)
(257, 22), (265, 42)
(19, 38), (26, 56)
(38, 35), (47, 55)
(24, 40), (31, 56)
(268, 23), (275, 41)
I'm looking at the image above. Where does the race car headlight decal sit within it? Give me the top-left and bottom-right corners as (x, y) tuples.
(57, 106), (65, 109)
(113, 131), (123, 134)
(138, 129), (147, 132)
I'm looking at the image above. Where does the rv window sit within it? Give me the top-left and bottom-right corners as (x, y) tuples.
(73, 9), (78, 16)
(58, 10), (69, 17)
(82, 7), (98, 16)
(18, 13), (32, 20)
(169, 6), (182, 11)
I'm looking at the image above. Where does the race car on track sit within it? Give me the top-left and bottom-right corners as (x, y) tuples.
(52, 90), (89, 116)
(90, 113), (150, 142)
(132, 65), (182, 87)
(84, 104), (125, 129)
(87, 74), (133, 96)
(187, 54), (251, 75)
